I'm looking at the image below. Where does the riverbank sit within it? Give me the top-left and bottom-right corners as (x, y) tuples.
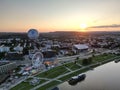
(58, 61), (120, 90)
(10, 53), (120, 90)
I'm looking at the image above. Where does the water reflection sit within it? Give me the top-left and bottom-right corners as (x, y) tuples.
(58, 61), (120, 90)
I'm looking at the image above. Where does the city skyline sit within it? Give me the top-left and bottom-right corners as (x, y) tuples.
(1, 0), (120, 32)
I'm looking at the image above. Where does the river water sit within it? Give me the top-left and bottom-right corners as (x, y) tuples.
(57, 61), (120, 90)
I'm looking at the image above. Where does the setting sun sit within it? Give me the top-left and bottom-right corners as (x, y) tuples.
(80, 23), (87, 29)
(79, 23), (87, 32)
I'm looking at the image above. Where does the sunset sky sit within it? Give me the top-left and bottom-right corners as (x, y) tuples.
(0, 0), (120, 32)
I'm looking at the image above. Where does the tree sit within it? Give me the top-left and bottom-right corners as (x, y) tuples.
(82, 57), (92, 65)
(82, 59), (88, 65)
(23, 48), (29, 55)
(0, 52), (6, 60)
(76, 57), (79, 60)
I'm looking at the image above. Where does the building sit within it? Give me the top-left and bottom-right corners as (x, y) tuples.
(0, 62), (17, 74)
(29, 77), (40, 86)
(5, 52), (24, 60)
(14, 45), (23, 52)
(0, 45), (10, 52)
(0, 73), (10, 84)
(0, 61), (16, 84)
(72, 44), (89, 54)
(42, 50), (58, 67)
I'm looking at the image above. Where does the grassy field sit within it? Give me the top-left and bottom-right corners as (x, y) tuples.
(36, 81), (60, 90)
(36, 66), (69, 79)
(77, 53), (117, 65)
(58, 54), (118, 82)
(11, 82), (34, 90)
(69, 64), (81, 70)
(59, 68), (89, 81)
(64, 62), (81, 70)
(10, 79), (47, 90)
(11, 53), (118, 90)
(91, 54), (117, 62)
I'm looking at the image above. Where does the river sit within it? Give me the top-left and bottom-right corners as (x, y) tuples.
(57, 61), (120, 90)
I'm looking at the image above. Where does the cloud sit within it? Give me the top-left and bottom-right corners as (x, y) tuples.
(90, 24), (120, 28)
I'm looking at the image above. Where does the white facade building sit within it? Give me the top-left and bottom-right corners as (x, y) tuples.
(14, 45), (23, 52)
(0, 45), (10, 52)
(0, 62), (16, 74)
(72, 44), (89, 54)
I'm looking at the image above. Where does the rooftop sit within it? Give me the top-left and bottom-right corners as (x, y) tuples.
(73, 44), (89, 50)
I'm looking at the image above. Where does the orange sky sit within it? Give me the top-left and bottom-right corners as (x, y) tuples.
(0, 0), (120, 32)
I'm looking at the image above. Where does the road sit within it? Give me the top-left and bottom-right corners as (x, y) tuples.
(31, 55), (119, 90)
(8, 48), (113, 90)
(31, 49), (117, 90)
(58, 49), (113, 63)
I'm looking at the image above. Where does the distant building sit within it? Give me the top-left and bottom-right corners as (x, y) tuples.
(0, 62), (17, 74)
(29, 77), (40, 86)
(0, 60), (10, 66)
(52, 44), (60, 48)
(0, 61), (16, 84)
(60, 50), (68, 55)
(42, 50), (58, 67)
(15, 38), (21, 41)
(0, 45), (10, 52)
(4, 52), (32, 66)
(0, 74), (10, 84)
(14, 45), (23, 52)
(72, 44), (89, 54)
(5, 52), (24, 60)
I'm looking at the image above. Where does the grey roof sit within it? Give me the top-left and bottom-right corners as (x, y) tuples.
(73, 44), (88, 50)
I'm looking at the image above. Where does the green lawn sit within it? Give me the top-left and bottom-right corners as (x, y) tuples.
(11, 53), (118, 90)
(36, 81), (60, 90)
(76, 59), (83, 65)
(25, 77), (33, 82)
(11, 82), (34, 90)
(10, 79), (47, 90)
(59, 68), (89, 81)
(64, 62), (81, 70)
(77, 54), (117, 65)
(36, 66), (69, 79)
(92, 54), (117, 62)
(59, 54), (118, 81)
(69, 64), (81, 70)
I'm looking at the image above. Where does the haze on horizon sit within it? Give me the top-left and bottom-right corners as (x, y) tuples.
(0, 0), (120, 32)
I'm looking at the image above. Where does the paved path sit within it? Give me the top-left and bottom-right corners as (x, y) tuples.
(38, 77), (51, 81)
(8, 76), (27, 90)
(31, 55), (120, 90)
(9, 49), (114, 90)
(38, 77), (62, 82)
(30, 66), (87, 90)
(63, 66), (72, 72)
(76, 63), (83, 67)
